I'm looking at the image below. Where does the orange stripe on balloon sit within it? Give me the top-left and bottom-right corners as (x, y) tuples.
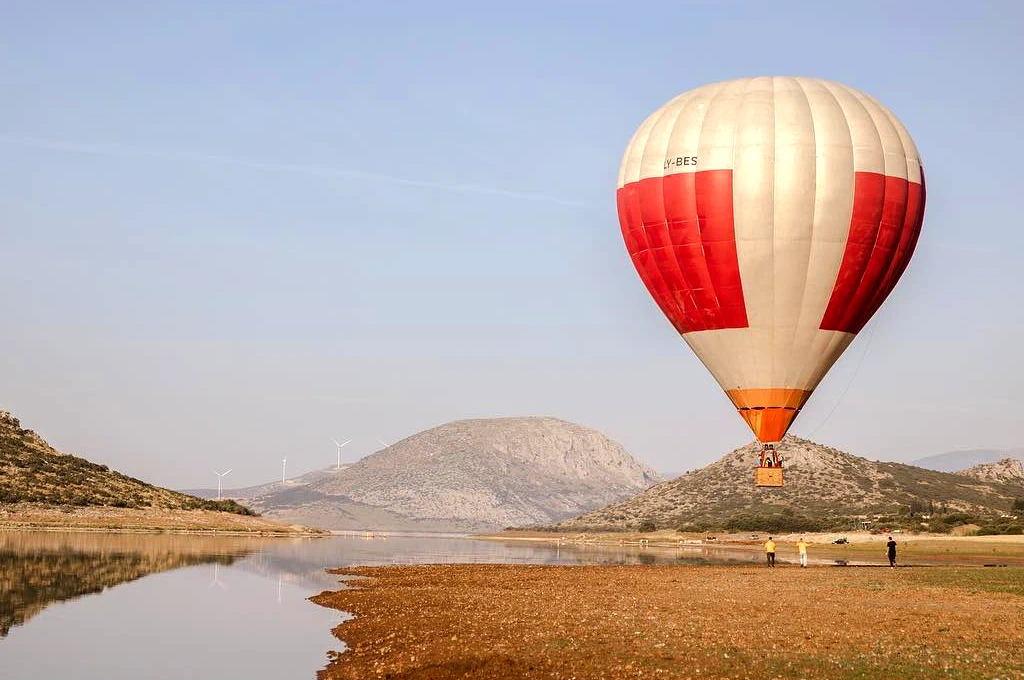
(725, 388), (812, 443)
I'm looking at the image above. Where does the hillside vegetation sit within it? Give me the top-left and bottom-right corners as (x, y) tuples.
(545, 436), (1024, 535)
(0, 411), (253, 515)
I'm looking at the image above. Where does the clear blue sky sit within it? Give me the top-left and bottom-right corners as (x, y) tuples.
(2, 1), (1022, 488)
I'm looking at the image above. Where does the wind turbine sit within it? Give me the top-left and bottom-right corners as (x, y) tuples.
(332, 438), (352, 469)
(214, 469), (233, 500)
(281, 458), (287, 484)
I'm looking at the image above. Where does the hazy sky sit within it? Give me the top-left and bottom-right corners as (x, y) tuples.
(2, 1), (1023, 489)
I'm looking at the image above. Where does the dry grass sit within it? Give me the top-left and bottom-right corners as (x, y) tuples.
(312, 563), (1024, 679)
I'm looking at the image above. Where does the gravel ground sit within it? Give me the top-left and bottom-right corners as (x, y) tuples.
(312, 563), (1024, 680)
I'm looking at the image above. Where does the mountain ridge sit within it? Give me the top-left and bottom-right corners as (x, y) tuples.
(544, 435), (1024, 532)
(240, 416), (662, 531)
(910, 448), (1024, 472)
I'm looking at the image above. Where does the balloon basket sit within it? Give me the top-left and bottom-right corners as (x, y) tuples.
(754, 467), (784, 487)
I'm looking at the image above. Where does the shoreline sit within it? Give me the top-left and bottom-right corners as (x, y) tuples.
(0, 504), (329, 536)
(0, 524), (326, 537)
(474, 527), (1024, 544)
(474, 529), (1024, 567)
(311, 562), (1024, 679)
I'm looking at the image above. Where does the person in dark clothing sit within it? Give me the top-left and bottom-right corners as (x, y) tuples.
(886, 537), (897, 568)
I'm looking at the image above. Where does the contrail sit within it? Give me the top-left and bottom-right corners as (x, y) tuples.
(0, 134), (586, 207)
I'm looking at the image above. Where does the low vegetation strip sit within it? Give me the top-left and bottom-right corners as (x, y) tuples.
(312, 563), (1024, 680)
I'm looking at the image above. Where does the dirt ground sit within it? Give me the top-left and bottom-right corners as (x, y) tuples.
(312, 563), (1024, 680)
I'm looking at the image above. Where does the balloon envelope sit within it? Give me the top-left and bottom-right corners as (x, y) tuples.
(616, 76), (925, 443)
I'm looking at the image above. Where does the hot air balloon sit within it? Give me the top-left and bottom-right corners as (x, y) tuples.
(615, 76), (926, 487)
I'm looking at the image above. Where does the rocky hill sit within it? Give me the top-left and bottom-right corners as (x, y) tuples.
(546, 436), (1024, 532)
(0, 410), (314, 533)
(239, 417), (662, 532)
(958, 458), (1024, 484)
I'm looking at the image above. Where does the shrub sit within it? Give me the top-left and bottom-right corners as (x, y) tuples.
(976, 519), (1024, 536)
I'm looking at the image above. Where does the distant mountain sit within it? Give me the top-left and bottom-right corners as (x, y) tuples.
(180, 465), (344, 500)
(235, 416), (662, 532)
(547, 436), (1024, 532)
(0, 410), (311, 533)
(910, 448), (1024, 473)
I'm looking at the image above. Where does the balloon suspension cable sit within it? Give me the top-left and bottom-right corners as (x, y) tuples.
(758, 443), (782, 468)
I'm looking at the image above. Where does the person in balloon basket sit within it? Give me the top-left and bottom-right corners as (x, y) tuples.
(764, 537), (776, 567)
(796, 537), (808, 568)
(886, 537), (898, 568)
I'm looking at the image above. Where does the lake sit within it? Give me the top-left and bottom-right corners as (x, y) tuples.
(0, 530), (778, 678)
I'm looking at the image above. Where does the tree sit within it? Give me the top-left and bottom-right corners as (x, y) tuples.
(637, 519), (658, 533)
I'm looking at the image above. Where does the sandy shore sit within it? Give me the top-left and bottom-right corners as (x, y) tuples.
(312, 563), (1024, 679)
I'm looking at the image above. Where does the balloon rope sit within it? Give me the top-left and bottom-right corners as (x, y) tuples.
(805, 322), (879, 439)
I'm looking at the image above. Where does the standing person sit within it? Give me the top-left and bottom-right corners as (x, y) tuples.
(886, 537), (898, 568)
(764, 536), (776, 567)
(796, 537), (808, 568)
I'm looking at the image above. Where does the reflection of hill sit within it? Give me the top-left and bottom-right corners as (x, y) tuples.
(0, 532), (260, 637)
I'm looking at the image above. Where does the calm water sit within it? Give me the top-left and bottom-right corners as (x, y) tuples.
(0, 530), (772, 678)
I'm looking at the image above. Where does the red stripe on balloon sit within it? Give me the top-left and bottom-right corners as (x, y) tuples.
(820, 171), (926, 334)
(617, 170), (748, 334)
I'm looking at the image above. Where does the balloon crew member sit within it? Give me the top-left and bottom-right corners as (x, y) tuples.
(796, 537), (808, 568)
(764, 536), (776, 567)
(886, 537), (898, 568)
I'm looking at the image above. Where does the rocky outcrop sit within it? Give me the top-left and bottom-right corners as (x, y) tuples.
(958, 458), (1024, 484)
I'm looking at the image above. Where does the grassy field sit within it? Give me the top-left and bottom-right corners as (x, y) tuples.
(312, 563), (1024, 680)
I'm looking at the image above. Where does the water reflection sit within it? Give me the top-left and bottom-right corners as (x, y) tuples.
(229, 533), (775, 593)
(0, 532), (256, 637)
(0, 531), (841, 679)
(0, 532), (343, 680)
